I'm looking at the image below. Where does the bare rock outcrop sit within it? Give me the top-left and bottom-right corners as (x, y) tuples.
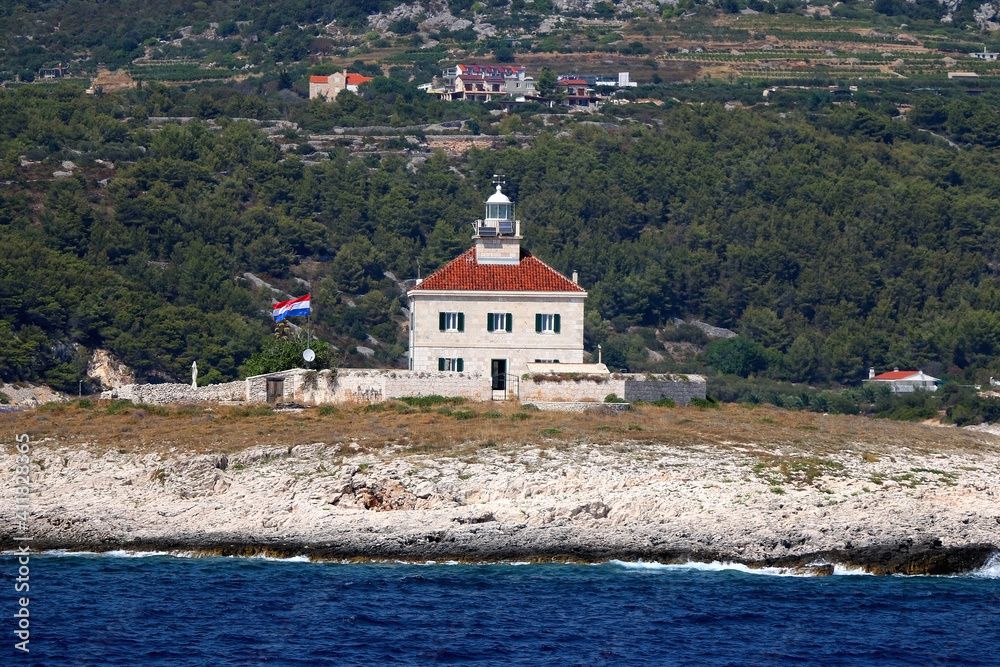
(87, 349), (136, 389)
(3, 435), (999, 574)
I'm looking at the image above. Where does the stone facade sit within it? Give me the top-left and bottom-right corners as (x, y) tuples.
(309, 72), (347, 100)
(408, 292), (586, 377)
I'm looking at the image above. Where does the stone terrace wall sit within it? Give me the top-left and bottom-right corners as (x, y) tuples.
(623, 375), (706, 406)
(244, 369), (491, 404)
(519, 373), (707, 405)
(100, 370), (704, 407)
(103, 381), (247, 404)
(338, 369), (490, 403)
(518, 374), (615, 403)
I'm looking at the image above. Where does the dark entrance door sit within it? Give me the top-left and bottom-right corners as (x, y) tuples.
(266, 377), (284, 403)
(491, 359), (507, 391)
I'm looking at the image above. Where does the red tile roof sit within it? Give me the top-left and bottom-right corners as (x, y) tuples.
(872, 370), (919, 380)
(310, 75), (329, 83)
(411, 247), (585, 293)
(346, 73), (373, 85)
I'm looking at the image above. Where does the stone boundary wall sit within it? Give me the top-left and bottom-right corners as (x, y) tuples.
(103, 381), (247, 404)
(623, 376), (706, 405)
(244, 368), (491, 404)
(99, 370), (705, 407)
(518, 375), (615, 403)
(528, 402), (631, 413)
(518, 373), (706, 406)
(362, 369), (490, 403)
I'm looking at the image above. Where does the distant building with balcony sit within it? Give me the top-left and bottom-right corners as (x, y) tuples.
(430, 64), (532, 102)
(557, 77), (600, 108)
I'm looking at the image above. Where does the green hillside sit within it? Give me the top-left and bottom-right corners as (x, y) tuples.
(4, 80), (1000, 402)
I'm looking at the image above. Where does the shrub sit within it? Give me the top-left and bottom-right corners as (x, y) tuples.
(604, 393), (626, 403)
(690, 397), (720, 409)
(317, 404), (339, 416)
(398, 395), (466, 407)
(105, 399), (134, 415)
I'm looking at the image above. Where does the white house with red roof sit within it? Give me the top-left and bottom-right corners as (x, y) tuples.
(407, 183), (587, 391)
(867, 368), (940, 393)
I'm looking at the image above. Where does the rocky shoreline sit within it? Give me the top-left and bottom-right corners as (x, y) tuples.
(4, 433), (999, 575)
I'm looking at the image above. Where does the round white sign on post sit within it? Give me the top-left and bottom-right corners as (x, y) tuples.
(302, 348), (316, 363)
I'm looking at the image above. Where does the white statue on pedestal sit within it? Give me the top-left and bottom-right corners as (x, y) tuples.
(192, 361), (198, 388)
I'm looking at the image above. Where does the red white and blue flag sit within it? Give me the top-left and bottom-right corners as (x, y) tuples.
(273, 294), (310, 322)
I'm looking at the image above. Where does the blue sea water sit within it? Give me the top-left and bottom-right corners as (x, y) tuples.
(6, 553), (1000, 666)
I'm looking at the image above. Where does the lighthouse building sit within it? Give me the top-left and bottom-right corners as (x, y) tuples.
(407, 184), (587, 390)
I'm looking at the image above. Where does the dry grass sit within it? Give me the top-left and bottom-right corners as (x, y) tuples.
(1, 399), (995, 460)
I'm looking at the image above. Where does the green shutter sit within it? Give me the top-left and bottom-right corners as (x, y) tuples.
(487, 313), (494, 332)
(457, 312), (465, 331)
(438, 357), (445, 371)
(554, 314), (561, 333)
(439, 312), (446, 331)
(457, 358), (464, 373)
(535, 314), (542, 332)
(505, 313), (512, 332)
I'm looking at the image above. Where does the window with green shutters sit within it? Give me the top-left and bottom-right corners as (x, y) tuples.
(439, 312), (464, 332)
(487, 312), (512, 332)
(535, 313), (560, 333)
(438, 357), (464, 372)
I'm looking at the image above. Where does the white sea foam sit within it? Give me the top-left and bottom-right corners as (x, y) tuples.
(240, 554), (311, 563)
(33, 549), (170, 558)
(104, 550), (173, 558)
(607, 559), (859, 577)
(970, 553), (1000, 579)
(34, 549), (312, 563)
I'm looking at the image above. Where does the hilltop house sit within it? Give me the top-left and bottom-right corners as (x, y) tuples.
(867, 368), (940, 394)
(407, 183), (587, 394)
(557, 77), (600, 108)
(309, 72), (373, 100)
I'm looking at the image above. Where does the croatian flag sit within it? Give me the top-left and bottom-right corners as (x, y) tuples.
(273, 294), (310, 322)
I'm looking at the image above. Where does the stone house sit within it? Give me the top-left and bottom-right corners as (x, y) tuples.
(309, 72), (373, 100)
(407, 183), (587, 395)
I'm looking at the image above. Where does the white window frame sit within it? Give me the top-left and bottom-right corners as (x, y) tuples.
(443, 312), (460, 332)
(443, 358), (461, 371)
(539, 314), (555, 333)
